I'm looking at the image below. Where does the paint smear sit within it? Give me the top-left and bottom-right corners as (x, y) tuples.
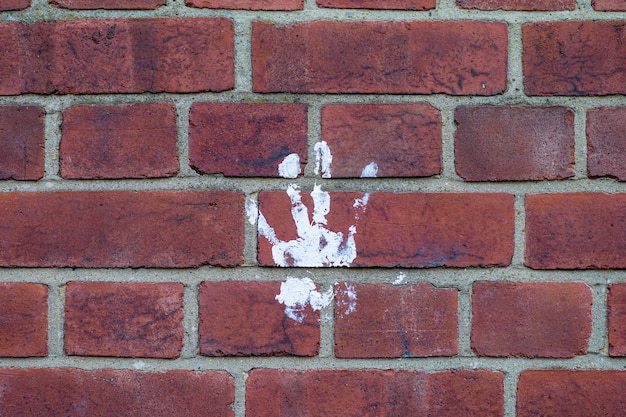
(276, 277), (333, 323)
(278, 153), (301, 178)
(314, 141), (332, 178)
(336, 283), (358, 317)
(361, 161), (378, 178)
(393, 272), (406, 285)
(245, 197), (258, 225)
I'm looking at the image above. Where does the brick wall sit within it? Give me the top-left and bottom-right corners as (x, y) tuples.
(0, 0), (625, 416)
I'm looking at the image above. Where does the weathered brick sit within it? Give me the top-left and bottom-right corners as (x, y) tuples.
(318, 0), (434, 9)
(587, 107), (626, 181)
(455, 106), (575, 181)
(0, 106), (44, 180)
(50, 0), (165, 8)
(526, 193), (626, 269)
(0, 0), (29, 10)
(524, 21), (626, 96)
(189, 103), (307, 177)
(258, 191), (514, 267)
(334, 282), (457, 358)
(60, 103), (178, 179)
(320, 103), (441, 178)
(518, 370), (626, 416)
(253, 21), (507, 95)
(0, 190), (243, 268)
(199, 281), (319, 356)
(0, 368), (234, 417)
(247, 369), (504, 417)
(458, 0), (573, 10)
(0, 283), (47, 357)
(471, 282), (591, 358)
(1, 19), (233, 95)
(608, 283), (626, 356)
(593, 0), (626, 10)
(186, 0), (303, 9)
(65, 282), (183, 358)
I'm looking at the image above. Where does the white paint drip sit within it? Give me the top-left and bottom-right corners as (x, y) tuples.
(245, 197), (258, 225)
(393, 272), (407, 285)
(360, 161), (378, 178)
(278, 153), (301, 178)
(258, 184), (369, 267)
(276, 277), (334, 323)
(314, 141), (332, 178)
(336, 283), (358, 317)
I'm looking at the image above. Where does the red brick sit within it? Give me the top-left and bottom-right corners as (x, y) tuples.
(334, 282), (457, 358)
(318, 0), (434, 9)
(199, 281), (319, 356)
(455, 106), (575, 181)
(518, 370), (626, 416)
(526, 193), (626, 269)
(187, 0), (303, 9)
(524, 21), (626, 96)
(0, 0), (29, 10)
(0, 190), (243, 268)
(593, 0), (626, 10)
(0, 368), (234, 417)
(65, 282), (183, 358)
(247, 369), (504, 417)
(608, 283), (626, 356)
(189, 103), (307, 177)
(0, 23), (22, 95)
(471, 282), (591, 358)
(258, 191), (514, 267)
(1, 19), (233, 95)
(50, 0), (164, 8)
(0, 106), (44, 180)
(458, 0), (573, 9)
(320, 103), (441, 178)
(0, 283), (47, 357)
(253, 21), (507, 95)
(60, 103), (178, 179)
(587, 107), (626, 181)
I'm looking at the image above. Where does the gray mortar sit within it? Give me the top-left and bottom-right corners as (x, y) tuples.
(1, 2), (626, 417)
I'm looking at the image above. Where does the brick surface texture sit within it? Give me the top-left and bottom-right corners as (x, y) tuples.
(0, 1), (624, 415)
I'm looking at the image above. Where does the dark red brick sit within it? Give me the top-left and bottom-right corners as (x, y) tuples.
(0, 190), (243, 268)
(518, 370), (626, 416)
(258, 191), (514, 267)
(253, 21), (507, 95)
(50, 0), (164, 8)
(247, 369), (504, 417)
(0, 0), (29, 10)
(189, 103), (307, 177)
(458, 0), (573, 9)
(0, 368), (234, 417)
(524, 21), (626, 96)
(0, 283), (47, 357)
(60, 103), (178, 179)
(334, 282), (457, 358)
(471, 282), (591, 358)
(0, 106), (44, 180)
(526, 193), (626, 269)
(608, 283), (626, 356)
(587, 107), (626, 181)
(187, 0), (303, 9)
(320, 103), (441, 178)
(318, 0), (434, 9)
(593, 0), (626, 10)
(65, 282), (183, 358)
(455, 106), (575, 181)
(199, 281), (319, 356)
(1, 19), (233, 95)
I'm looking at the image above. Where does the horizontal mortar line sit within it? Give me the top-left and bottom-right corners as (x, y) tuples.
(1, 354), (625, 373)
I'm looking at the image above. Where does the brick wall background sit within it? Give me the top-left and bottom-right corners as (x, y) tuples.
(1, 0), (626, 415)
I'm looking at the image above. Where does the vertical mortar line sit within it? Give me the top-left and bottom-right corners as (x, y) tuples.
(511, 194), (526, 267)
(48, 282), (65, 357)
(304, 0), (319, 9)
(439, 102), (457, 181)
(457, 282), (473, 357)
(318, 281), (335, 359)
(306, 101), (323, 178)
(233, 370), (248, 417)
(573, 104), (588, 180)
(507, 22), (525, 100)
(589, 282), (608, 354)
(174, 98), (196, 177)
(233, 17), (253, 93)
(503, 368), (521, 417)
(243, 192), (259, 266)
(181, 280), (200, 358)
(43, 103), (63, 181)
